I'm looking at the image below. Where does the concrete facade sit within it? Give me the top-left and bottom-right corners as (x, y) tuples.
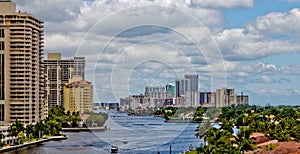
(63, 76), (93, 113)
(44, 53), (85, 108)
(216, 88), (248, 107)
(0, 1), (45, 124)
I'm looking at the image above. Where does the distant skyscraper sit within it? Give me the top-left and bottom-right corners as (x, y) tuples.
(166, 83), (175, 97)
(175, 78), (190, 97)
(44, 53), (85, 108)
(184, 74), (199, 92)
(0, 1), (45, 124)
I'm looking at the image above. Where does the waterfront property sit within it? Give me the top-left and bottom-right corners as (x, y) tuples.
(44, 53), (85, 108)
(189, 106), (300, 154)
(63, 76), (94, 114)
(0, 135), (67, 153)
(0, 0), (46, 124)
(0, 125), (18, 145)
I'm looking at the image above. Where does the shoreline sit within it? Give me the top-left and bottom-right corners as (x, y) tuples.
(61, 126), (107, 132)
(0, 136), (67, 153)
(165, 119), (202, 123)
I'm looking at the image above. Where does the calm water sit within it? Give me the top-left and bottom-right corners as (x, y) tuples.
(4, 112), (203, 154)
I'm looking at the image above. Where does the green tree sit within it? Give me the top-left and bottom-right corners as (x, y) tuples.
(234, 127), (257, 152)
(25, 124), (34, 141)
(17, 131), (25, 144)
(0, 132), (5, 148)
(9, 119), (24, 136)
(33, 120), (44, 139)
(45, 120), (62, 136)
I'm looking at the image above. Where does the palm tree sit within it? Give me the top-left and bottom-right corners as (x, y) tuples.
(25, 124), (34, 141)
(220, 120), (233, 134)
(33, 120), (44, 139)
(234, 127), (257, 152)
(9, 119), (24, 136)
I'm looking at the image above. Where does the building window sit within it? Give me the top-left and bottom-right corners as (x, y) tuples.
(0, 42), (4, 50)
(0, 54), (4, 100)
(0, 29), (4, 38)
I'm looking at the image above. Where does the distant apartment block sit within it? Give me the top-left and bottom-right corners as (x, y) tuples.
(0, 1), (45, 124)
(63, 76), (93, 113)
(44, 53), (85, 108)
(175, 78), (190, 97)
(145, 86), (171, 99)
(184, 74), (199, 92)
(200, 92), (216, 107)
(98, 102), (119, 110)
(175, 74), (199, 107)
(215, 87), (248, 107)
(120, 94), (148, 110)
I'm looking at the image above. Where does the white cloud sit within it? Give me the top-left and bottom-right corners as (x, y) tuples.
(278, 64), (300, 75)
(15, 0), (83, 22)
(13, 0), (300, 103)
(247, 8), (300, 38)
(216, 28), (300, 61)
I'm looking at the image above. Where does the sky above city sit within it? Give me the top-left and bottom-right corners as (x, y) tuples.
(15, 0), (300, 105)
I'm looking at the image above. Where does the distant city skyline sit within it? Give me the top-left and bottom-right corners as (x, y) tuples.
(14, 0), (300, 106)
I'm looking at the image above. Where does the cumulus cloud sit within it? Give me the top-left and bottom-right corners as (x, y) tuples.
(248, 8), (300, 38)
(216, 28), (300, 61)
(13, 0), (300, 103)
(15, 0), (83, 22)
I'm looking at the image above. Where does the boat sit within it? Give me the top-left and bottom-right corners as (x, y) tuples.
(123, 139), (128, 144)
(110, 145), (118, 153)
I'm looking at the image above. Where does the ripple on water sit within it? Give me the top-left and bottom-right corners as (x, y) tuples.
(8, 115), (202, 154)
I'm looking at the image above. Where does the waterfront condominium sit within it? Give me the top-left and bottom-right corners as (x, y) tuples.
(63, 75), (93, 113)
(44, 53), (85, 108)
(0, 1), (45, 124)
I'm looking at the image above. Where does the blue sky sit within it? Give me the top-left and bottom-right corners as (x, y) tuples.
(15, 0), (300, 105)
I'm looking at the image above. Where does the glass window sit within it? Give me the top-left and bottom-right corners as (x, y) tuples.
(0, 42), (4, 50)
(0, 29), (4, 38)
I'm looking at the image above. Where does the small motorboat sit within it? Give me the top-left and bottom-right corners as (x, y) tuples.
(111, 145), (118, 153)
(123, 139), (128, 144)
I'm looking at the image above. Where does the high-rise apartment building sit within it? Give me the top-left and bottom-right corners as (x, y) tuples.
(175, 78), (190, 97)
(44, 53), (85, 108)
(0, 1), (45, 124)
(215, 87), (248, 107)
(145, 86), (170, 99)
(200, 92), (216, 107)
(63, 76), (93, 113)
(184, 74), (199, 92)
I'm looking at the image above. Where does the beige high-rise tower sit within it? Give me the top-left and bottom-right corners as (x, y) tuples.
(63, 76), (93, 113)
(44, 53), (85, 108)
(0, 1), (45, 124)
